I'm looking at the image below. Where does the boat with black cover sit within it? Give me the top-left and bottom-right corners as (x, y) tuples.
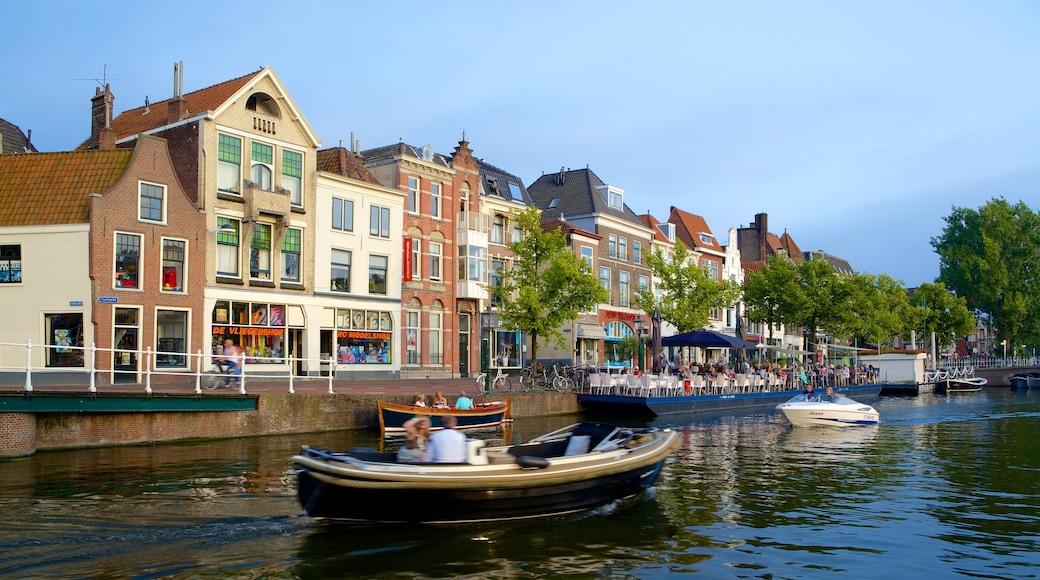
(292, 422), (680, 524)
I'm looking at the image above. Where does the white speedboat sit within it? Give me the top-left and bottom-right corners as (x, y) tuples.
(775, 393), (880, 427)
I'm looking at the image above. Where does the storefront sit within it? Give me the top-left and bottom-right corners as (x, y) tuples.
(212, 300), (303, 364)
(490, 329), (524, 370)
(321, 308), (394, 366)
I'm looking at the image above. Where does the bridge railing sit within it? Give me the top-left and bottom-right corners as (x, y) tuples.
(937, 356), (1038, 370)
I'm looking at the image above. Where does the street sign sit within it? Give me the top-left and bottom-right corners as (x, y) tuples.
(98, 296), (118, 304)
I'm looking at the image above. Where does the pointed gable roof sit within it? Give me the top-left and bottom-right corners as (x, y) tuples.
(637, 212), (675, 247)
(668, 206), (722, 253)
(0, 118), (37, 154)
(80, 66), (320, 149)
(779, 230), (804, 261)
(527, 167), (645, 228)
(316, 147), (381, 185)
(0, 150), (132, 225)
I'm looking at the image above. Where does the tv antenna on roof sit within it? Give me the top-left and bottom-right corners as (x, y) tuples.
(74, 64), (121, 88)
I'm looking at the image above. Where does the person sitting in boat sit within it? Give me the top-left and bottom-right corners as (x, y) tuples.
(824, 386), (844, 402)
(413, 394), (427, 408)
(433, 391), (449, 408)
(397, 416), (430, 463)
(455, 391), (473, 410)
(803, 383), (817, 401)
(422, 415), (467, 463)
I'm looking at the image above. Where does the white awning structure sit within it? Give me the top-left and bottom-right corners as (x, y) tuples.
(576, 324), (607, 339)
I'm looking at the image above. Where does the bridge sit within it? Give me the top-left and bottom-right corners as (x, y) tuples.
(937, 356), (1039, 387)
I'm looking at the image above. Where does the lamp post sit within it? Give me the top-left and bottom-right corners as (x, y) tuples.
(480, 306), (494, 395)
(634, 317), (644, 371)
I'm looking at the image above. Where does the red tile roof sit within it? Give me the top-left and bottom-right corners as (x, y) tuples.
(316, 147), (382, 185)
(668, 206), (722, 253)
(0, 150), (132, 225)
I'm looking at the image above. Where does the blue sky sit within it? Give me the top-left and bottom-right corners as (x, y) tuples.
(4, 1), (1038, 287)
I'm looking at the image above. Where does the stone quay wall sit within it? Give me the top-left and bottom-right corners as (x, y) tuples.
(1, 391), (581, 458)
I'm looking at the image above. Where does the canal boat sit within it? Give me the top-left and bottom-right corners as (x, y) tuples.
(775, 392), (880, 426)
(1009, 372), (1040, 389)
(578, 382), (882, 418)
(934, 377), (987, 394)
(292, 422), (680, 524)
(377, 398), (511, 434)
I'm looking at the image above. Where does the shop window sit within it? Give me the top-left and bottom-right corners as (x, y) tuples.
(156, 310), (188, 368)
(333, 308), (393, 365)
(115, 232), (141, 289)
(161, 238), (185, 292)
(45, 313), (83, 367)
(0, 244), (21, 283)
(405, 308), (420, 365)
(429, 311), (443, 365)
(211, 301), (286, 365)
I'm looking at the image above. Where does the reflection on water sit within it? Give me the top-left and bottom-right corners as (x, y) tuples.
(1, 393), (1040, 578)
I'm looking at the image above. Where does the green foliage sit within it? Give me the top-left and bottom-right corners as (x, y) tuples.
(487, 207), (609, 370)
(616, 335), (639, 364)
(912, 282), (977, 351)
(635, 243), (742, 333)
(742, 256), (804, 342)
(931, 198), (1040, 350)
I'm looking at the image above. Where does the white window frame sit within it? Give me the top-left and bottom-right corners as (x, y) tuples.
(407, 176), (419, 213)
(429, 241), (443, 281)
(114, 231), (143, 291)
(282, 149), (303, 206)
(155, 308), (190, 369)
(619, 271), (630, 307)
(429, 311), (443, 365)
(250, 141), (273, 190)
(581, 245), (594, 269)
(619, 237), (628, 261)
(608, 234), (617, 258)
(281, 227), (302, 283)
(249, 223), (272, 281)
(430, 182), (442, 218)
(331, 248), (351, 292)
(216, 218), (240, 277)
(411, 238), (422, 280)
(217, 133), (242, 194)
(139, 181), (166, 223)
(633, 241), (642, 264)
(369, 254), (388, 295)
(160, 237), (186, 293)
(405, 309), (421, 365)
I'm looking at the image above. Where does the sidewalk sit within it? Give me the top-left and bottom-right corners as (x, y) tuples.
(0, 372), (488, 397)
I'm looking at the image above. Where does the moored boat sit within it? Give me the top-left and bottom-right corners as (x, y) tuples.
(378, 398), (511, 434)
(1009, 372), (1040, 389)
(775, 393), (880, 427)
(292, 422), (681, 523)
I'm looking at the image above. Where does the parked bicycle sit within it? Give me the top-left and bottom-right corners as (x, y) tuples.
(475, 367), (512, 391)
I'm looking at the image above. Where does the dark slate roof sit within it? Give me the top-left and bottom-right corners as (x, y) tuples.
(476, 159), (533, 206)
(0, 118), (37, 154)
(0, 149), (132, 225)
(527, 168), (645, 227)
(315, 147), (381, 185)
(361, 142), (452, 169)
(805, 250), (854, 275)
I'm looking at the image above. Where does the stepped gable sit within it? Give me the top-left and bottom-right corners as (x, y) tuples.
(316, 147), (381, 185)
(0, 150), (132, 225)
(0, 119), (37, 154)
(527, 167), (644, 227)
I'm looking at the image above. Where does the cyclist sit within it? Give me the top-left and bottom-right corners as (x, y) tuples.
(217, 339), (243, 387)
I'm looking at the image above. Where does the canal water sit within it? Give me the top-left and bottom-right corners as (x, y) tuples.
(2, 389), (1040, 578)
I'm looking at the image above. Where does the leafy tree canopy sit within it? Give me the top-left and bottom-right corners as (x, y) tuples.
(635, 243), (741, 334)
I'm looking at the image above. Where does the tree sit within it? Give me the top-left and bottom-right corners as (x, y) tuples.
(742, 256), (805, 344)
(912, 282), (975, 352)
(488, 207), (608, 371)
(635, 243), (742, 333)
(788, 258), (854, 347)
(931, 198), (1040, 349)
(844, 273), (913, 347)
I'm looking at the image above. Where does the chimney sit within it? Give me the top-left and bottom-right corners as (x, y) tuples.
(167, 61), (187, 124)
(756, 213), (768, 261)
(90, 84), (116, 150)
(338, 146), (348, 176)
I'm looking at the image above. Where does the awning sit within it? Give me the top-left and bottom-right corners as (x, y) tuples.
(576, 324), (606, 339)
(825, 344), (869, 351)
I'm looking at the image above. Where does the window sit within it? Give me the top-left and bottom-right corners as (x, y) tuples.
(701, 258), (719, 280)
(699, 233), (713, 245)
(580, 246), (593, 270)
(429, 241), (443, 281)
(0, 244), (21, 283)
(217, 134), (241, 193)
(115, 232), (141, 289)
(370, 206), (391, 238)
(508, 182), (522, 199)
(512, 223), (523, 243)
(405, 309), (420, 365)
(608, 189), (623, 210)
(407, 176), (419, 213)
(369, 255), (388, 295)
(156, 310), (188, 368)
(548, 197), (560, 209)
(633, 241), (642, 264)
(608, 234), (617, 258)
(430, 183), (441, 218)
(468, 245), (486, 282)
(619, 271), (630, 307)
(599, 266), (611, 299)
(46, 313), (83, 367)
(639, 275), (649, 293)
(161, 239), (185, 292)
(139, 182), (165, 222)
(251, 142), (273, 190)
(429, 311), (443, 365)
(491, 259), (505, 307)
(283, 150), (303, 206)
(216, 218), (240, 277)
(281, 228), (301, 282)
(619, 237), (628, 261)
(332, 197), (354, 232)
(331, 249), (351, 292)
(250, 224), (272, 280)
(411, 238), (421, 280)
(491, 214), (505, 244)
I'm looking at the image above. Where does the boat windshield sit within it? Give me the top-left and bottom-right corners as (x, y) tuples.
(786, 393), (863, 405)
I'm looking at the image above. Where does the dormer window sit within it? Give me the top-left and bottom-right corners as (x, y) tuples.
(608, 189), (623, 210)
(548, 198), (560, 209)
(699, 233), (713, 245)
(659, 223), (676, 242)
